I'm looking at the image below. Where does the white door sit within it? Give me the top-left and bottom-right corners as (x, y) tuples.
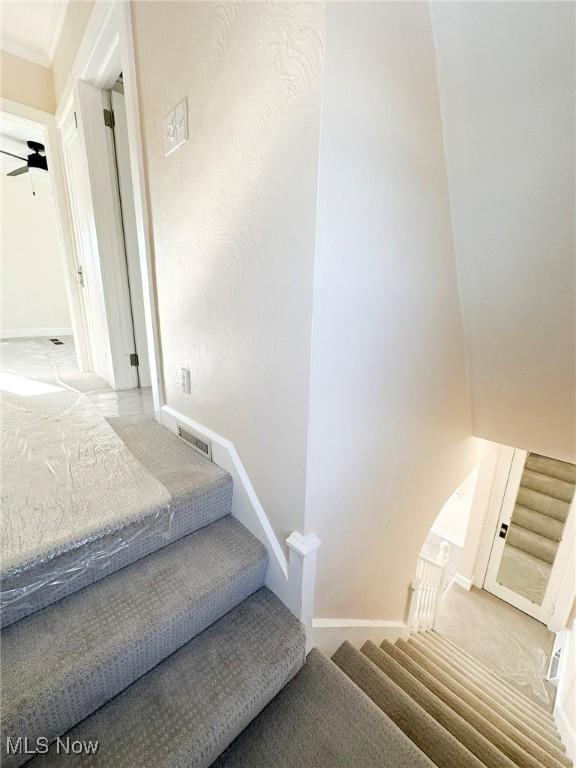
(484, 450), (575, 624)
(109, 89), (151, 387)
(59, 100), (110, 381)
(59, 81), (139, 390)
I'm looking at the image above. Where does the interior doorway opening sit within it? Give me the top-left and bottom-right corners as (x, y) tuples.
(0, 112), (74, 351)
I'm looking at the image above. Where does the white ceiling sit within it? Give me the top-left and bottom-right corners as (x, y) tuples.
(0, 0), (69, 67)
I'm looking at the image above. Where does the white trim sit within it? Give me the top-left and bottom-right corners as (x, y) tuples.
(45, 0), (70, 65)
(55, 1), (164, 412)
(0, 0), (68, 67)
(159, 405), (321, 641)
(452, 573), (473, 591)
(554, 621), (575, 760)
(430, 525), (464, 549)
(473, 444), (515, 588)
(0, 328), (73, 339)
(0, 99), (90, 371)
(312, 619), (409, 657)
(0, 39), (50, 68)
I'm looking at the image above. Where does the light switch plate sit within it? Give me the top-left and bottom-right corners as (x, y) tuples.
(162, 98), (188, 157)
(180, 367), (191, 395)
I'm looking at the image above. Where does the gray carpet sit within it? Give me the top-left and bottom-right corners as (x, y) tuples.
(1, 417), (232, 627)
(332, 642), (485, 768)
(1, 517), (268, 768)
(497, 453), (575, 605)
(381, 640), (547, 768)
(28, 589), (305, 768)
(213, 648), (435, 768)
(399, 637), (569, 767)
(422, 629), (558, 725)
(362, 640), (518, 768)
(406, 635), (564, 755)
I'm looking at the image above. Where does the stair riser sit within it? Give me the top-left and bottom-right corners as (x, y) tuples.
(333, 643), (486, 768)
(27, 589), (305, 768)
(403, 640), (569, 767)
(525, 455), (576, 485)
(521, 471), (575, 503)
(512, 505), (564, 541)
(426, 633), (558, 729)
(516, 488), (570, 522)
(364, 642), (518, 768)
(1, 480), (233, 629)
(409, 637), (565, 753)
(507, 525), (559, 563)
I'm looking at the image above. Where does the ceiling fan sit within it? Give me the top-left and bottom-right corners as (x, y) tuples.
(1, 141), (48, 176)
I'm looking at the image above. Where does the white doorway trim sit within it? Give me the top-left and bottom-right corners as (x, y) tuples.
(0, 98), (90, 369)
(478, 447), (575, 626)
(54, 0), (164, 415)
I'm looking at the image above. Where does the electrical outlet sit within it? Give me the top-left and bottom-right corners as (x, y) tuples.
(180, 367), (191, 395)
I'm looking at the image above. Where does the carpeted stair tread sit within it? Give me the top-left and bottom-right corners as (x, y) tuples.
(511, 505), (565, 541)
(401, 639), (569, 767)
(2, 417), (233, 627)
(28, 588), (305, 768)
(516, 487), (571, 522)
(408, 635), (565, 753)
(507, 524), (559, 563)
(362, 640), (517, 768)
(520, 470), (575, 503)
(380, 640), (551, 768)
(1, 517), (267, 768)
(427, 632), (558, 727)
(525, 454), (576, 485)
(212, 647), (436, 768)
(332, 641), (485, 768)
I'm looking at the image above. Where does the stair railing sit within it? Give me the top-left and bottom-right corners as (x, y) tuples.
(408, 541), (451, 632)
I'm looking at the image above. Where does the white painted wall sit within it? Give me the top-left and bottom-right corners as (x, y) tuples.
(432, 1), (576, 463)
(305, 1), (488, 621)
(0, 171), (71, 336)
(132, 2), (324, 539)
(432, 466), (479, 547)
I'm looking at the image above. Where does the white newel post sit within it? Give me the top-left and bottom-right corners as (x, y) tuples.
(286, 532), (322, 651)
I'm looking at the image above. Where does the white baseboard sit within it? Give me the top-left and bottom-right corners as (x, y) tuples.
(452, 573), (473, 591)
(312, 619), (409, 657)
(159, 405), (320, 641)
(0, 327), (73, 339)
(430, 525), (465, 549)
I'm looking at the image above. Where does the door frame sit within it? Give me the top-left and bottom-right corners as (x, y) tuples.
(0, 98), (91, 369)
(54, 0), (164, 413)
(481, 448), (575, 626)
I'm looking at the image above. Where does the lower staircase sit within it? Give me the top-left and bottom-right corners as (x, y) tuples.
(1, 421), (571, 767)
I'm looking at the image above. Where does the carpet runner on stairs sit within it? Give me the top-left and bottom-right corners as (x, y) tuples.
(333, 630), (571, 768)
(2, 417), (571, 767)
(506, 453), (575, 572)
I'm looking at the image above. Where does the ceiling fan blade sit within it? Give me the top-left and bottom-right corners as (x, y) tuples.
(0, 149), (27, 162)
(7, 166), (29, 177)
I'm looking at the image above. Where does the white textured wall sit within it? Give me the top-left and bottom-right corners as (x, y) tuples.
(432, 466), (479, 547)
(432, 1), (576, 463)
(305, 1), (488, 620)
(1, 172), (70, 334)
(132, 2), (324, 539)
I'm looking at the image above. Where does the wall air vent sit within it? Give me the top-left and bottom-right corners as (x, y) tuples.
(177, 424), (212, 461)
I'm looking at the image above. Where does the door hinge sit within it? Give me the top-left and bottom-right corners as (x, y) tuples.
(103, 108), (115, 129)
(130, 353), (139, 367)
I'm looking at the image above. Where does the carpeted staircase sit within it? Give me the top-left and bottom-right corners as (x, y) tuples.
(507, 453), (575, 567)
(332, 630), (572, 768)
(2, 422), (571, 767)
